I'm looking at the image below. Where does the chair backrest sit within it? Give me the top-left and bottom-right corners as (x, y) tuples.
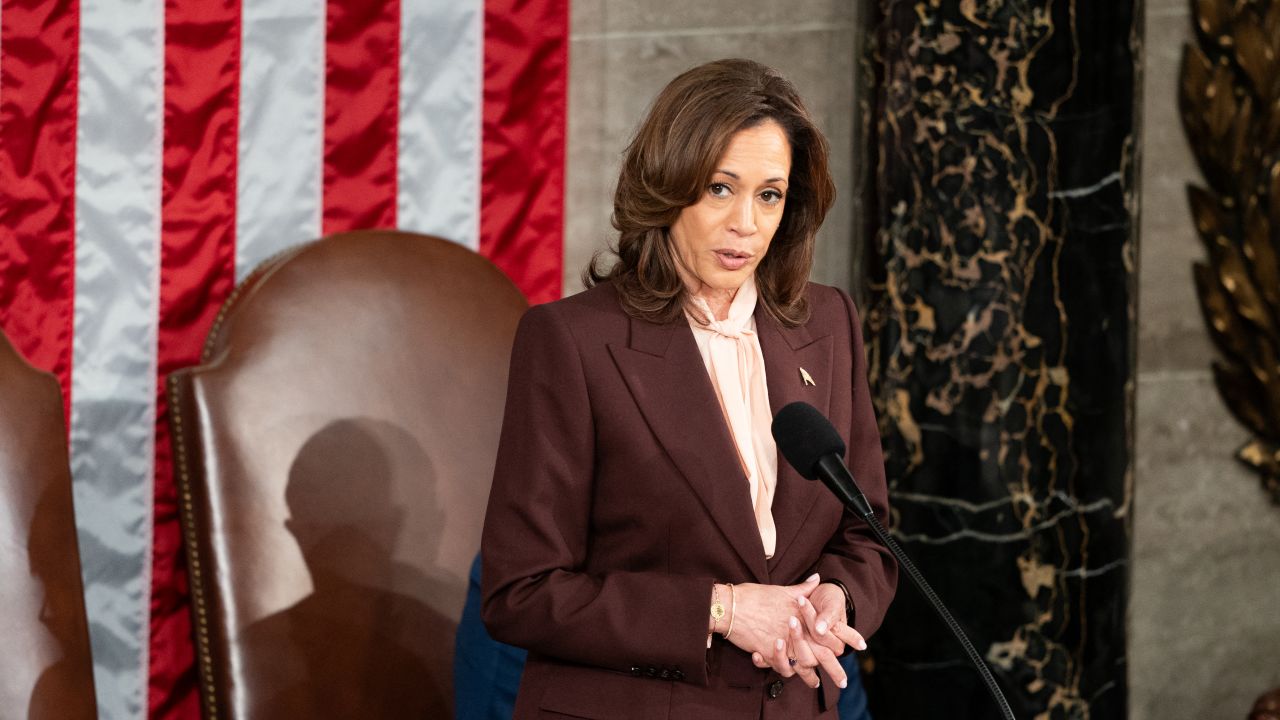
(0, 330), (97, 719)
(168, 230), (526, 719)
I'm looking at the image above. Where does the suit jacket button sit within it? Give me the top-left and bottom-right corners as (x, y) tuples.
(768, 679), (785, 699)
(673, 669), (685, 681)
(630, 666), (642, 677)
(645, 666), (658, 677)
(660, 669), (671, 680)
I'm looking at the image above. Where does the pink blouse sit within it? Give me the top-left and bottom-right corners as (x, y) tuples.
(686, 276), (778, 558)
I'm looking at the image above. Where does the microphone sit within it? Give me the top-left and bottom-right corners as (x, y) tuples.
(771, 401), (1017, 720)
(772, 401), (873, 518)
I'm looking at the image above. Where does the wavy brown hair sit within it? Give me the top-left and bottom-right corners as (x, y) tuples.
(585, 58), (836, 327)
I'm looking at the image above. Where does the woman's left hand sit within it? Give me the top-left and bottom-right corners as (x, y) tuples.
(799, 583), (866, 656)
(749, 582), (868, 689)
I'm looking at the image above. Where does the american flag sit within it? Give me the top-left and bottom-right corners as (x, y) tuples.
(0, 0), (567, 717)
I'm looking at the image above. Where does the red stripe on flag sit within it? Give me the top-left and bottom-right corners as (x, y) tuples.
(323, 0), (400, 234)
(151, 0), (242, 717)
(0, 0), (79, 416)
(481, 0), (567, 305)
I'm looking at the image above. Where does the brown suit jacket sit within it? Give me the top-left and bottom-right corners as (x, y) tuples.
(481, 281), (897, 719)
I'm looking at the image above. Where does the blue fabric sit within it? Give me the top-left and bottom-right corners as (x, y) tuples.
(838, 649), (872, 720)
(454, 555), (527, 720)
(453, 554), (871, 719)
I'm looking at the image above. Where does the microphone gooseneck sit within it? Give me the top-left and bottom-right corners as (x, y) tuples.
(771, 401), (1017, 720)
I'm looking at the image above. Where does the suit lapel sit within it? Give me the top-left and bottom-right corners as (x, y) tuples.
(756, 306), (833, 575)
(608, 315), (771, 583)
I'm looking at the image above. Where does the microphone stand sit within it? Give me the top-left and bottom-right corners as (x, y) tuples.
(815, 456), (1018, 720)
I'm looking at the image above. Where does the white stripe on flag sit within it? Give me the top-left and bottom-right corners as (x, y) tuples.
(236, 0), (326, 279)
(71, 0), (164, 718)
(397, 0), (483, 249)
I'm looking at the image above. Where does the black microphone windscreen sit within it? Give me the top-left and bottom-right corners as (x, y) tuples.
(771, 401), (846, 480)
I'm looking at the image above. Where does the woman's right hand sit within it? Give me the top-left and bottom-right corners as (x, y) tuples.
(717, 573), (821, 680)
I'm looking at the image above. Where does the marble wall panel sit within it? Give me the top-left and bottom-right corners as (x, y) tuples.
(859, 1), (1140, 717)
(564, 3), (861, 295)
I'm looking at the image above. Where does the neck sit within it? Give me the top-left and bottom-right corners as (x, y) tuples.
(694, 286), (738, 322)
(679, 265), (751, 323)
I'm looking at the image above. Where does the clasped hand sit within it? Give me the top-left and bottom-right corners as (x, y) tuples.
(715, 574), (866, 690)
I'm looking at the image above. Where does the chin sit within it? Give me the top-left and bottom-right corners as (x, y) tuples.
(703, 270), (753, 291)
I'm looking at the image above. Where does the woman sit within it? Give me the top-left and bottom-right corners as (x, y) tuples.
(481, 58), (897, 719)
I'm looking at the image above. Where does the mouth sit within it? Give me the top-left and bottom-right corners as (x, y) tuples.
(713, 249), (754, 271)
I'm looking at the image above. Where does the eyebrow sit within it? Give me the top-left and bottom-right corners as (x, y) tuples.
(715, 169), (788, 184)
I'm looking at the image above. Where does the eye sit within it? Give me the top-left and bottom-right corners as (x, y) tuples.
(760, 189), (784, 205)
(708, 183), (732, 198)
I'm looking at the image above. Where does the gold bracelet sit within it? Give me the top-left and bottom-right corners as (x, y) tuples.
(710, 584), (726, 635)
(723, 583), (736, 639)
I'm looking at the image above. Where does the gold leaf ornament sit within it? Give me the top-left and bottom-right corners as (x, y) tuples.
(1181, 0), (1280, 504)
(1193, 262), (1251, 363)
(1238, 440), (1280, 502)
(1192, 0), (1228, 43)
(1233, 23), (1272, 100)
(1243, 200), (1280, 311)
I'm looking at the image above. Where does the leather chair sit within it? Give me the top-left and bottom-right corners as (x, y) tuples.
(167, 230), (526, 719)
(0, 330), (98, 719)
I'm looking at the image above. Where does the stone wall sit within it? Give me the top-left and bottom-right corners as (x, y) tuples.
(1131, 2), (1280, 718)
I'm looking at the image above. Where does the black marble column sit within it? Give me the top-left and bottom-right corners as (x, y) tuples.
(858, 1), (1141, 719)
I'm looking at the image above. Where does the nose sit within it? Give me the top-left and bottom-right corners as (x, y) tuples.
(729, 194), (757, 236)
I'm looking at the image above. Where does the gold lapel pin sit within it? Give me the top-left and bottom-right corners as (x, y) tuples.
(799, 367), (816, 387)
